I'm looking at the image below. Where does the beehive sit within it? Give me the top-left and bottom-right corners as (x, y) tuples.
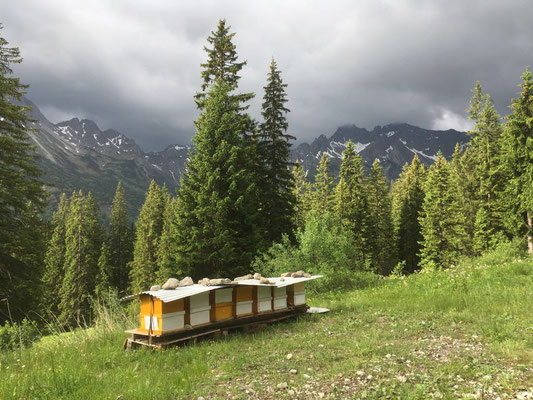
(211, 288), (234, 321)
(235, 286), (254, 317)
(189, 291), (211, 326)
(292, 282), (306, 306)
(257, 286), (272, 313)
(139, 295), (186, 334)
(272, 286), (287, 310)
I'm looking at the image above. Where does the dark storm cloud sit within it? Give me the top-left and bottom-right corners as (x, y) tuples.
(2, 0), (532, 150)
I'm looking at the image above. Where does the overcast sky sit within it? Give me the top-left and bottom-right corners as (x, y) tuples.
(2, 0), (532, 150)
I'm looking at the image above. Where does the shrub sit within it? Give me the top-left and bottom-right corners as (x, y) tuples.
(253, 212), (377, 292)
(0, 318), (41, 350)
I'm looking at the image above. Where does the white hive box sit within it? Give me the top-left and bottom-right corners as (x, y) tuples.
(273, 286), (287, 310)
(257, 286), (272, 313)
(161, 310), (185, 331)
(293, 282), (306, 306)
(189, 291), (211, 326)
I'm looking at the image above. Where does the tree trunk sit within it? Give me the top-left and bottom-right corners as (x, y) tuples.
(527, 211), (533, 256)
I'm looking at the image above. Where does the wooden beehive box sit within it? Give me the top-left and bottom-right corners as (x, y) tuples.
(189, 291), (211, 326)
(287, 282), (306, 307)
(211, 287), (234, 321)
(272, 286), (288, 310)
(138, 295), (186, 334)
(256, 286), (273, 313)
(235, 286), (254, 317)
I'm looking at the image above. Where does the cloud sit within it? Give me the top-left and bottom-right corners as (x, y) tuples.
(2, 0), (532, 150)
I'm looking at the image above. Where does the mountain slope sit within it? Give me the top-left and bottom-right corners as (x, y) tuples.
(22, 98), (469, 216)
(291, 123), (469, 179)
(21, 97), (189, 217)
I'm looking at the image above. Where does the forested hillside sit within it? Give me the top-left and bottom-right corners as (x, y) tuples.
(1, 18), (532, 396)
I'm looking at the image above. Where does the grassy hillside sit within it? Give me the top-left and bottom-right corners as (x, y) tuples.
(1, 249), (532, 399)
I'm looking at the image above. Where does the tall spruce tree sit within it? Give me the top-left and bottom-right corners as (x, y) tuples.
(450, 144), (476, 255)
(173, 80), (261, 279)
(58, 191), (101, 326)
(42, 193), (69, 314)
(501, 68), (533, 254)
(108, 182), (133, 292)
(312, 153), (334, 214)
(95, 241), (112, 296)
(466, 83), (505, 253)
(419, 153), (467, 269)
(0, 25), (47, 321)
(129, 180), (165, 292)
(156, 196), (182, 282)
(258, 58), (296, 244)
(334, 142), (369, 266)
(367, 159), (396, 275)
(391, 155), (426, 273)
(292, 161), (312, 230)
(194, 19), (254, 110)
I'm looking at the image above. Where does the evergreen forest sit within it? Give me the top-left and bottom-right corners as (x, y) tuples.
(1, 19), (532, 337)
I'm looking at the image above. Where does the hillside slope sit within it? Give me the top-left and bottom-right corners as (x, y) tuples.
(1, 249), (531, 399)
(21, 97), (189, 217)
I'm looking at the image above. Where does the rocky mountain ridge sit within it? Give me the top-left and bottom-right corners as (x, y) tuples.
(22, 97), (469, 217)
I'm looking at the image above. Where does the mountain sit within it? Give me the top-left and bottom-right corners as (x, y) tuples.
(22, 98), (469, 217)
(291, 123), (469, 179)
(21, 97), (189, 218)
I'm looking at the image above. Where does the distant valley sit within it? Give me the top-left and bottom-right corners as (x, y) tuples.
(22, 97), (469, 217)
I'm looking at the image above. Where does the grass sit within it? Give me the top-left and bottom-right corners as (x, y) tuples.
(1, 253), (532, 399)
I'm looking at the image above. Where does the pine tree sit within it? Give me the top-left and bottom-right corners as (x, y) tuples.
(391, 155), (426, 273)
(95, 241), (112, 296)
(156, 197), (182, 282)
(333, 142), (369, 266)
(0, 25), (47, 321)
(42, 193), (69, 314)
(194, 19), (254, 110)
(173, 80), (261, 279)
(466, 82), (505, 253)
(129, 180), (165, 292)
(108, 182), (133, 292)
(292, 161), (312, 229)
(449, 144), (476, 255)
(58, 191), (101, 326)
(258, 58), (296, 244)
(501, 68), (533, 254)
(367, 159), (396, 274)
(312, 153), (334, 214)
(419, 153), (467, 269)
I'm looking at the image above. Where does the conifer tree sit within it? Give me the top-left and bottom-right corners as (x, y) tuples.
(129, 180), (165, 292)
(108, 182), (133, 292)
(95, 241), (112, 296)
(156, 197), (182, 281)
(58, 191), (101, 326)
(466, 82), (505, 253)
(334, 142), (369, 265)
(258, 58), (296, 244)
(194, 19), (254, 110)
(449, 144), (476, 255)
(292, 161), (312, 229)
(501, 68), (533, 254)
(391, 155), (426, 273)
(0, 25), (47, 321)
(367, 159), (396, 274)
(419, 153), (467, 269)
(42, 193), (69, 314)
(174, 80), (262, 279)
(312, 153), (334, 214)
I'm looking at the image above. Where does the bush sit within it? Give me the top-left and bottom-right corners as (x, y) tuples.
(253, 212), (377, 292)
(474, 237), (528, 266)
(0, 318), (41, 350)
